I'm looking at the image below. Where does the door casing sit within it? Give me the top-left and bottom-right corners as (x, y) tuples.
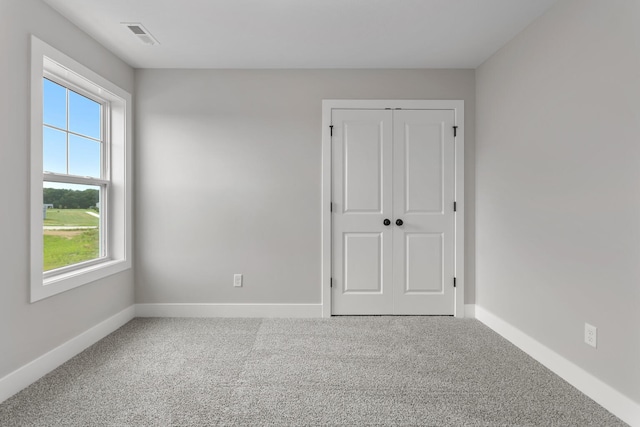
(321, 100), (465, 318)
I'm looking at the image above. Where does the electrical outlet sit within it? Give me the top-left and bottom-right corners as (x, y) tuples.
(584, 323), (597, 348)
(233, 274), (243, 287)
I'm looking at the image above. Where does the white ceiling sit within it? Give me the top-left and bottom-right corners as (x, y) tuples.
(42, 0), (559, 69)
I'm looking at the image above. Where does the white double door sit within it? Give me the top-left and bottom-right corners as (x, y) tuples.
(332, 109), (455, 315)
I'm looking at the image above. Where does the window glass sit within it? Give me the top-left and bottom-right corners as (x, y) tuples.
(69, 134), (100, 178)
(43, 183), (102, 272)
(43, 126), (67, 174)
(43, 78), (66, 129)
(69, 90), (101, 139)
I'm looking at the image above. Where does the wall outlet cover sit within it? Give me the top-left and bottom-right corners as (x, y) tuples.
(233, 274), (243, 287)
(584, 323), (597, 348)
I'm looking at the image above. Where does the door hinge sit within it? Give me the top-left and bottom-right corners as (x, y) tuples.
(330, 202), (333, 212)
(453, 277), (457, 287)
(453, 126), (458, 137)
(330, 125), (333, 137)
(330, 278), (333, 288)
(453, 201), (457, 212)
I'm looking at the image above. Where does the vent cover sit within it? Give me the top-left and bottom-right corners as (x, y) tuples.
(121, 22), (159, 45)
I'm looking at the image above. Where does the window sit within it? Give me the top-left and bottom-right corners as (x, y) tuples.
(30, 36), (132, 302)
(42, 78), (106, 273)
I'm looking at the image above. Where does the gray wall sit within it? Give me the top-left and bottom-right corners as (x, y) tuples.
(135, 69), (476, 305)
(0, 0), (135, 379)
(476, 0), (640, 403)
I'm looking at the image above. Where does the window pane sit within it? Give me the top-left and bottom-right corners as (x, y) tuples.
(69, 134), (100, 178)
(43, 78), (67, 129)
(69, 91), (101, 139)
(43, 182), (102, 272)
(43, 126), (67, 174)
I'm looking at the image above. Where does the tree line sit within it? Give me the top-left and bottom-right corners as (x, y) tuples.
(44, 188), (99, 210)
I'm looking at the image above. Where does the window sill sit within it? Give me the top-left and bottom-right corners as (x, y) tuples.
(32, 258), (131, 303)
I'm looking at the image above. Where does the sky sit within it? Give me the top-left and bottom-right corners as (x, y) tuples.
(43, 78), (102, 191)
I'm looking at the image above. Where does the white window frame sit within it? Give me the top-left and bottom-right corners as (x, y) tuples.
(42, 74), (109, 277)
(30, 36), (132, 302)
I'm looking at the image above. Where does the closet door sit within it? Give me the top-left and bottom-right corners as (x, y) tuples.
(392, 110), (455, 315)
(331, 109), (455, 315)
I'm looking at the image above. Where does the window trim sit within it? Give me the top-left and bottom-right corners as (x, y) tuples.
(30, 36), (132, 302)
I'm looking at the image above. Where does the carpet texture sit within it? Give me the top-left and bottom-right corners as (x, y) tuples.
(0, 317), (626, 426)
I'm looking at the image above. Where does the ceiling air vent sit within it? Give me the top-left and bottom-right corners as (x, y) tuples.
(121, 22), (159, 45)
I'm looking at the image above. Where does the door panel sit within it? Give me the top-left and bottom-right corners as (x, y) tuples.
(404, 122), (443, 213)
(343, 233), (384, 293)
(332, 109), (393, 315)
(393, 110), (455, 315)
(405, 233), (443, 293)
(343, 122), (383, 213)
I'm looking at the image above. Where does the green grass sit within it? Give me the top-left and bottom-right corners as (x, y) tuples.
(43, 209), (100, 271)
(44, 229), (100, 271)
(44, 209), (99, 227)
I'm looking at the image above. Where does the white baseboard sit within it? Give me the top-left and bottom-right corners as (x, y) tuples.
(0, 305), (135, 405)
(464, 304), (476, 318)
(475, 306), (640, 427)
(135, 303), (323, 318)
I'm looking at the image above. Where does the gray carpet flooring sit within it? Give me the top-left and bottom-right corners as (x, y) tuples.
(0, 317), (626, 426)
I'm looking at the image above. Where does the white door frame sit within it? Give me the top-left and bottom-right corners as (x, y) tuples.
(321, 99), (465, 318)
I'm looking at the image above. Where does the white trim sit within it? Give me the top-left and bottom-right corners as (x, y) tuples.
(135, 303), (324, 318)
(453, 104), (465, 319)
(475, 306), (640, 427)
(464, 304), (476, 318)
(321, 99), (465, 318)
(321, 101), (332, 318)
(0, 306), (135, 404)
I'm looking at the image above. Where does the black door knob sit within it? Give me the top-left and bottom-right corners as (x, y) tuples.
(396, 219), (404, 226)
(383, 219), (391, 226)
